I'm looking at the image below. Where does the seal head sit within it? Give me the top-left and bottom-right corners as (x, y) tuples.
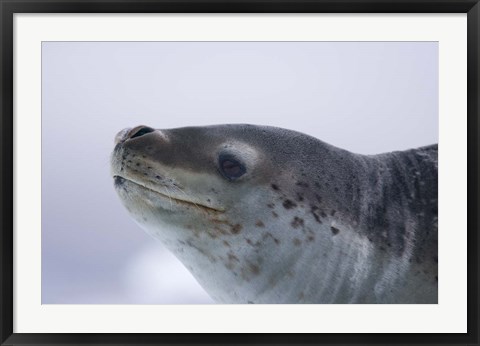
(111, 124), (438, 303)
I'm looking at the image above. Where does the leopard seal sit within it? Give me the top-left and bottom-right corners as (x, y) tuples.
(111, 124), (438, 304)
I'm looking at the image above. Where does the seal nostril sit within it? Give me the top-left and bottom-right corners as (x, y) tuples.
(130, 126), (155, 139)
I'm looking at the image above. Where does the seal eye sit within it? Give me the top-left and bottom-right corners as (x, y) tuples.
(219, 155), (246, 181)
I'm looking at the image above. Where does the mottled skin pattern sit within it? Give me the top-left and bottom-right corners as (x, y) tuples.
(111, 124), (438, 304)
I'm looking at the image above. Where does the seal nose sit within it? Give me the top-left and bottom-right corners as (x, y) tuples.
(129, 126), (155, 139)
(114, 125), (155, 144)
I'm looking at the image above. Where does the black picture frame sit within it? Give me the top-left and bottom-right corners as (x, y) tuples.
(1, 1), (479, 345)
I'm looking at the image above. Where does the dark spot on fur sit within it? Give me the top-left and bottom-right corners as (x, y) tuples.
(136, 163), (140, 167)
(263, 232), (280, 245)
(267, 203), (274, 208)
(283, 199), (297, 209)
(245, 238), (261, 248)
(231, 224), (242, 234)
(307, 235), (315, 242)
(291, 217), (304, 229)
(223, 240), (231, 247)
(186, 240), (216, 262)
(330, 226), (340, 235)
(314, 194), (322, 203)
(248, 263), (260, 275)
(296, 181), (309, 188)
(255, 220), (265, 227)
(228, 253), (239, 262)
(272, 211), (278, 218)
(293, 238), (301, 246)
(330, 210), (336, 216)
(310, 206), (323, 224)
(296, 193), (304, 202)
(207, 231), (218, 239)
(314, 182), (321, 188)
(271, 184), (280, 191)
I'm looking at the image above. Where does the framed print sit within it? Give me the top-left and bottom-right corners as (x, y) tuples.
(1, 1), (479, 345)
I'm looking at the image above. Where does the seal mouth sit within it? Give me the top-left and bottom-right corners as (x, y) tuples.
(113, 175), (224, 213)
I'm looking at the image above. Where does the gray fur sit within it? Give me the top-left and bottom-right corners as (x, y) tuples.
(111, 124), (438, 303)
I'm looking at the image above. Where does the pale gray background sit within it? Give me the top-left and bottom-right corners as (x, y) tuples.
(42, 42), (438, 304)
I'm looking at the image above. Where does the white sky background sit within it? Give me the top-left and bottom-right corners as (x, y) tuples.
(41, 42), (438, 304)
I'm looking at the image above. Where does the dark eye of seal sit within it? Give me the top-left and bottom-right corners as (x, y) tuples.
(218, 154), (246, 181)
